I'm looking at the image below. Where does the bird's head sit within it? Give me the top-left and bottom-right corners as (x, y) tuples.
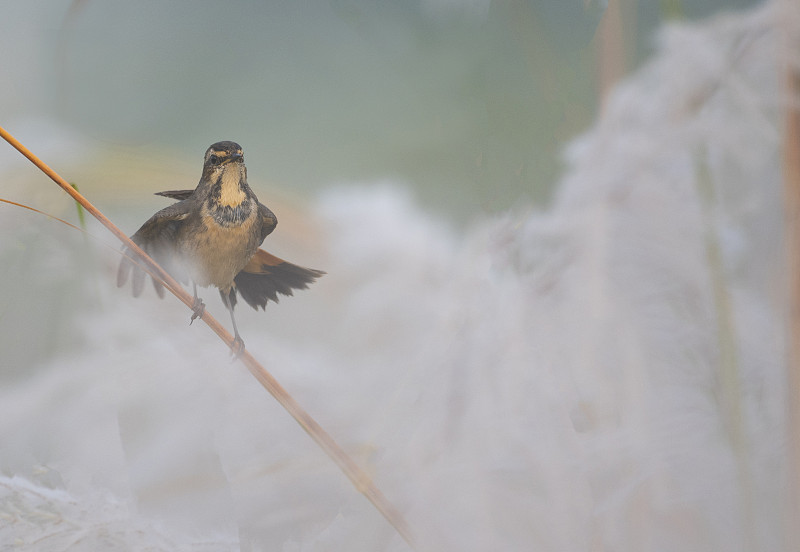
(204, 141), (244, 171)
(200, 141), (250, 207)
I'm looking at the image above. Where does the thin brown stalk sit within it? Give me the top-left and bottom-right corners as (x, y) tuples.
(594, 0), (633, 108)
(0, 197), (87, 234)
(0, 125), (416, 549)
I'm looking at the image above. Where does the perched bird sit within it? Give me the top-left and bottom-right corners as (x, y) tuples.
(117, 141), (324, 354)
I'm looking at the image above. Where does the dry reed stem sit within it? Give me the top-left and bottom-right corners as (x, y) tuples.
(0, 125), (416, 550)
(0, 197), (87, 234)
(595, 0), (630, 108)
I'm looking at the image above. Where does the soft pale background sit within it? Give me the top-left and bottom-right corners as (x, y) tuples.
(0, 0), (795, 550)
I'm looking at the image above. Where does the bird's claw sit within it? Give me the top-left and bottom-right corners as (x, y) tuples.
(230, 335), (245, 359)
(189, 297), (205, 325)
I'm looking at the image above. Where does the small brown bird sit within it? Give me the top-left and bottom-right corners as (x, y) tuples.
(117, 141), (324, 354)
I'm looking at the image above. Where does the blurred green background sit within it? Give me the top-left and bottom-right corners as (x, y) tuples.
(2, 0), (760, 220)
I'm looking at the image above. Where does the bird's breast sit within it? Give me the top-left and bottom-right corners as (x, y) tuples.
(179, 200), (261, 288)
(205, 200), (253, 227)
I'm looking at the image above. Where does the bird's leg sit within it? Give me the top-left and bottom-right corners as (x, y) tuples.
(228, 312), (245, 359)
(220, 288), (245, 358)
(189, 282), (205, 324)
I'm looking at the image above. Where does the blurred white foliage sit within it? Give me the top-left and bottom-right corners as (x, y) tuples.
(0, 473), (238, 551)
(2, 1), (799, 551)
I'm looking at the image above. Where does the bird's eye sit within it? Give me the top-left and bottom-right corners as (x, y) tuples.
(209, 154), (220, 166)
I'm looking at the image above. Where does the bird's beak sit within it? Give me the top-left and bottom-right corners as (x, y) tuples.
(229, 153), (243, 162)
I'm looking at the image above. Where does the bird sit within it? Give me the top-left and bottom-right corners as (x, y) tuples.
(117, 141), (325, 355)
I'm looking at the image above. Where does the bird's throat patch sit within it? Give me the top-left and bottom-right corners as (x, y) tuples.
(205, 167), (253, 227)
(218, 169), (246, 207)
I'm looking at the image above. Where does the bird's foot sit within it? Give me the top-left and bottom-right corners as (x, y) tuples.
(230, 335), (245, 359)
(189, 297), (205, 325)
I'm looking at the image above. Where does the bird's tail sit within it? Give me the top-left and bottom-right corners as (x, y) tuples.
(231, 248), (325, 310)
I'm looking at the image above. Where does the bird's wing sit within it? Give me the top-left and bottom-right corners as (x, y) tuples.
(258, 202), (278, 243)
(155, 189), (194, 201)
(232, 248), (325, 310)
(117, 200), (194, 298)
